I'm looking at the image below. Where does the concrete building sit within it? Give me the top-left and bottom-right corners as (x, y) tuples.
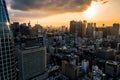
(96, 48), (116, 60)
(86, 23), (96, 38)
(95, 31), (103, 39)
(81, 59), (89, 73)
(17, 46), (47, 80)
(96, 27), (109, 38)
(105, 26), (113, 39)
(113, 23), (120, 40)
(0, 0), (17, 80)
(11, 22), (31, 37)
(11, 22), (20, 36)
(82, 20), (87, 38)
(105, 61), (120, 77)
(70, 20), (87, 38)
(61, 60), (78, 80)
(70, 20), (81, 36)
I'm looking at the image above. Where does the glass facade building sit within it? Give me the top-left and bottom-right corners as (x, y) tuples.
(0, 0), (16, 80)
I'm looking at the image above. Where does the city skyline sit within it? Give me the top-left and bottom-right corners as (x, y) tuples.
(6, 0), (120, 27)
(1, 0), (120, 80)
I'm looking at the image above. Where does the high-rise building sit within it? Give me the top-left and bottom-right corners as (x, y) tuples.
(105, 61), (120, 77)
(10, 22), (20, 37)
(86, 23), (96, 38)
(61, 60), (78, 80)
(17, 47), (47, 80)
(0, 0), (17, 80)
(16, 38), (47, 80)
(105, 26), (113, 39)
(70, 20), (80, 35)
(70, 20), (87, 38)
(113, 23), (120, 39)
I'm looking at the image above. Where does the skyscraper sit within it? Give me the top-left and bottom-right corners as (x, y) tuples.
(17, 47), (47, 80)
(113, 23), (120, 39)
(86, 23), (96, 38)
(70, 20), (87, 37)
(0, 0), (17, 80)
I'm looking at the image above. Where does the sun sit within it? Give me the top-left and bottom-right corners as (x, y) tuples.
(84, 2), (99, 17)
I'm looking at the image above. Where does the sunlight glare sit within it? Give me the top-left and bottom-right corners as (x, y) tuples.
(84, 2), (99, 17)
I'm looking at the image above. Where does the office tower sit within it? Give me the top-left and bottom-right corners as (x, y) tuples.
(113, 23), (120, 39)
(16, 38), (47, 80)
(96, 48), (116, 60)
(105, 61), (120, 77)
(0, 0), (17, 80)
(11, 22), (20, 37)
(95, 31), (103, 39)
(19, 23), (30, 35)
(70, 20), (87, 38)
(86, 23), (96, 38)
(11, 22), (19, 30)
(70, 20), (80, 35)
(86, 23), (93, 38)
(61, 60), (78, 80)
(105, 26), (113, 39)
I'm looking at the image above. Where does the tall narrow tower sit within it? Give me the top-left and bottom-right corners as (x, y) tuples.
(0, 0), (16, 80)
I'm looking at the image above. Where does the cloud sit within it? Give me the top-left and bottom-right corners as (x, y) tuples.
(93, 0), (109, 4)
(10, 0), (92, 13)
(8, 0), (109, 23)
(102, 1), (109, 4)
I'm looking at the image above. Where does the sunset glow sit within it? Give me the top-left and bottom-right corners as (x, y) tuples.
(84, 2), (99, 17)
(6, 0), (120, 27)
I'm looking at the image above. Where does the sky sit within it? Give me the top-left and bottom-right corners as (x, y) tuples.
(6, 0), (120, 27)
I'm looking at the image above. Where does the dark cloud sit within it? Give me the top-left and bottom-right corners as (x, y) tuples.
(93, 0), (109, 4)
(102, 1), (109, 4)
(8, 0), (109, 21)
(10, 0), (92, 13)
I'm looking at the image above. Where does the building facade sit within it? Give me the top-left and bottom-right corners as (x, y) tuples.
(113, 23), (120, 40)
(17, 46), (47, 80)
(70, 20), (87, 38)
(0, 0), (17, 80)
(86, 23), (96, 38)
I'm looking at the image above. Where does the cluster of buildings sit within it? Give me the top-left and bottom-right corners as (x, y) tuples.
(11, 22), (43, 37)
(44, 31), (120, 80)
(70, 20), (120, 41)
(0, 0), (47, 80)
(0, 0), (120, 80)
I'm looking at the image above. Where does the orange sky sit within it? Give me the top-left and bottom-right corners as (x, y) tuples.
(7, 0), (120, 27)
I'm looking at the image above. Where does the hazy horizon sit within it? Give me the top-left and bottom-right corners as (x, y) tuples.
(7, 0), (120, 27)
